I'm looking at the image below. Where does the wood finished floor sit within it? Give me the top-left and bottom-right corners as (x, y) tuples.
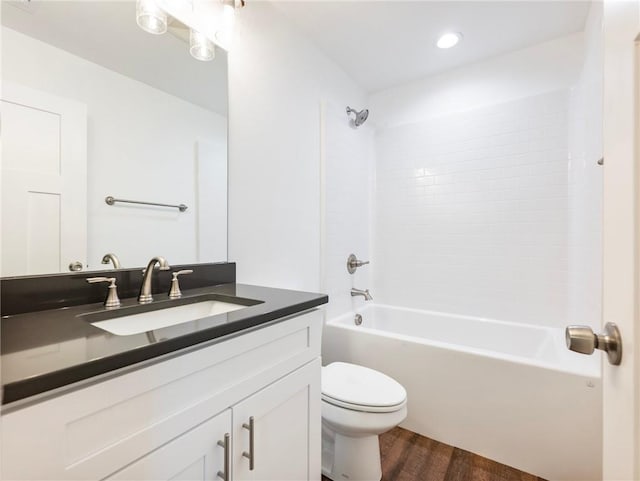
(322, 427), (547, 481)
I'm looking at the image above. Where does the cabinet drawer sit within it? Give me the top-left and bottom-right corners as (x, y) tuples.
(106, 409), (231, 481)
(2, 309), (321, 480)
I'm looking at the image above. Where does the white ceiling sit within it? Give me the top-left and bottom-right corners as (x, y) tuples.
(273, 1), (591, 93)
(2, 1), (228, 115)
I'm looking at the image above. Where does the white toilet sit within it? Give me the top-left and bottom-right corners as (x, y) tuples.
(321, 362), (407, 481)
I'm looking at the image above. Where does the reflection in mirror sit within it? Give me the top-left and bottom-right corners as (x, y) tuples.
(1, 1), (228, 277)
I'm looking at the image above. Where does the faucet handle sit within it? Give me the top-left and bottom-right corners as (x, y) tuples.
(86, 277), (121, 308)
(169, 270), (193, 299)
(347, 254), (370, 274)
(86, 276), (117, 283)
(173, 269), (194, 278)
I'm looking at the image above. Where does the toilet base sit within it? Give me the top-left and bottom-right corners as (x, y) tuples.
(322, 426), (382, 481)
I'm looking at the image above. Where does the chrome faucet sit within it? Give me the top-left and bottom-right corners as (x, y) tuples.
(101, 252), (121, 269)
(351, 288), (373, 301)
(138, 256), (170, 304)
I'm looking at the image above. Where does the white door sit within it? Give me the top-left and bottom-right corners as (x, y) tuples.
(601, 1), (640, 479)
(1, 83), (87, 276)
(106, 409), (232, 481)
(233, 359), (321, 481)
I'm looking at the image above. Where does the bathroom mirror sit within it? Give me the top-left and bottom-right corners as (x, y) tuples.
(1, 0), (228, 276)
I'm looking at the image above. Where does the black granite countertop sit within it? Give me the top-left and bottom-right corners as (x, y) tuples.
(1, 283), (327, 405)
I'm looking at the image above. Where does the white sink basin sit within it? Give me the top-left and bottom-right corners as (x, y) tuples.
(90, 300), (248, 336)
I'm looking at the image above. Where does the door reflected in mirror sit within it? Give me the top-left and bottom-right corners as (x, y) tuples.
(1, 0), (228, 276)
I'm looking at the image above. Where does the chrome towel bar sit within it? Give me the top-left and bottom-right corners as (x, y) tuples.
(105, 196), (188, 212)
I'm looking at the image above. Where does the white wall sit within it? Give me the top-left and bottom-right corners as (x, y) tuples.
(568, 4), (603, 331)
(227, 2), (367, 291)
(2, 27), (227, 270)
(374, 90), (571, 326)
(322, 102), (373, 320)
(370, 33), (584, 129)
(370, 34), (587, 327)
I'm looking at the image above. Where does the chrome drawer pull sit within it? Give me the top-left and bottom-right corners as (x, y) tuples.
(242, 416), (255, 470)
(217, 433), (230, 481)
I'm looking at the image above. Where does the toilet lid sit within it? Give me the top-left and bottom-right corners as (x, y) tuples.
(322, 362), (407, 409)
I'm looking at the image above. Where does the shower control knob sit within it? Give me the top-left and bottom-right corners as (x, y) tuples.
(347, 254), (370, 274)
(565, 323), (622, 366)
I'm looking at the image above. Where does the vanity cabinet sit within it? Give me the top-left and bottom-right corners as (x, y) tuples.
(105, 360), (320, 481)
(1, 309), (322, 481)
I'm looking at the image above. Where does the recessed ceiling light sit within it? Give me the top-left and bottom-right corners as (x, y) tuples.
(437, 32), (462, 49)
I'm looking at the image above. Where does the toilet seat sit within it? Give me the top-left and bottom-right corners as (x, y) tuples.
(322, 362), (407, 413)
(322, 394), (407, 413)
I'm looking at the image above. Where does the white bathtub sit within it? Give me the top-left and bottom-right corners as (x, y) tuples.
(322, 305), (602, 481)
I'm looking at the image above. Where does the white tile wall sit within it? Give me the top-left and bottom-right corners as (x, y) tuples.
(323, 103), (373, 320)
(374, 90), (571, 327)
(567, 4), (603, 330)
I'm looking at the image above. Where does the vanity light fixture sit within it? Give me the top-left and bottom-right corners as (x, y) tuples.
(215, 0), (242, 47)
(228, 0), (246, 9)
(190, 29), (216, 61)
(137, 0), (244, 56)
(165, 0), (194, 11)
(222, 0), (235, 15)
(136, 0), (168, 35)
(436, 32), (462, 49)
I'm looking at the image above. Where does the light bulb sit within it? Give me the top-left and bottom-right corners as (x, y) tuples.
(136, 0), (167, 35)
(216, 0), (235, 47)
(190, 29), (215, 61)
(222, 0), (234, 16)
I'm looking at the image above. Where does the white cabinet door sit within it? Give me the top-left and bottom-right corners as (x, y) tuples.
(1, 83), (87, 276)
(107, 409), (232, 481)
(233, 359), (321, 481)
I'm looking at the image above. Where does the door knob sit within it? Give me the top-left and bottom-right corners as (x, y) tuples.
(565, 322), (622, 365)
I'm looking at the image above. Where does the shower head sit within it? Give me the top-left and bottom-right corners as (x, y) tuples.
(346, 106), (369, 127)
